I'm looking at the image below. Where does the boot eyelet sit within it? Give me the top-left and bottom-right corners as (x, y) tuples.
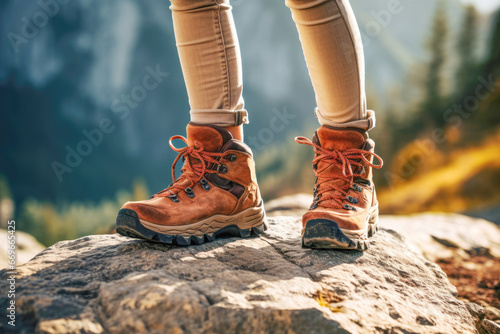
(229, 154), (237, 162)
(343, 204), (356, 211)
(168, 194), (180, 203)
(352, 184), (362, 192)
(185, 187), (195, 198)
(347, 196), (358, 204)
(200, 178), (210, 191)
(217, 164), (228, 174)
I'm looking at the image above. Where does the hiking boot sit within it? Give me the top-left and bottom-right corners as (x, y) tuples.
(295, 126), (383, 250)
(116, 123), (267, 246)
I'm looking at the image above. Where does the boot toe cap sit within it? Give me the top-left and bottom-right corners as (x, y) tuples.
(120, 199), (171, 224)
(302, 208), (367, 231)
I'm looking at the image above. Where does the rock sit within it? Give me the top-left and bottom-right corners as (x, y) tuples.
(481, 319), (500, 334)
(467, 302), (487, 321)
(265, 194), (500, 262)
(485, 306), (500, 322)
(0, 217), (479, 334)
(0, 229), (45, 269)
(265, 193), (313, 217)
(381, 213), (500, 262)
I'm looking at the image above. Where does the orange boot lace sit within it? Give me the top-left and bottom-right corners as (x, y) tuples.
(154, 136), (226, 201)
(295, 136), (383, 210)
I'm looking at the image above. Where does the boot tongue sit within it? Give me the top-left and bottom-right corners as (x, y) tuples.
(186, 123), (233, 152)
(315, 126), (366, 151)
(314, 126), (367, 175)
(313, 126), (367, 206)
(167, 124), (232, 193)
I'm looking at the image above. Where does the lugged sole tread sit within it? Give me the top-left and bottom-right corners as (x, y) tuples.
(116, 209), (267, 246)
(302, 218), (377, 251)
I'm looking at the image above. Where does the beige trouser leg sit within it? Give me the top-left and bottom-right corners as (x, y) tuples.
(286, 0), (375, 130)
(170, 0), (374, 130)
(169, 0), (248, 127)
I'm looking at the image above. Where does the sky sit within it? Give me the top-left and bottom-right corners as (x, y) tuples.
(462, 0), (500, 13)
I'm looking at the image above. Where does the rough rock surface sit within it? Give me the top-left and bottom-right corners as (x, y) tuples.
(266, 194), (500, 328)
(0, 216), (480, 334)
(266, 194), (500, 262)
(0, 229), (45, 269)
(381, 213), (500, 262)
(481, 319), (500, 334)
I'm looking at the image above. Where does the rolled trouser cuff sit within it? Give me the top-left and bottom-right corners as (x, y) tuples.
(190, 109), (249, 127)
(314, 108), (376, 131)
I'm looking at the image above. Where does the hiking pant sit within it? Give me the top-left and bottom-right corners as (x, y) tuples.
(169, 0), (375, 131)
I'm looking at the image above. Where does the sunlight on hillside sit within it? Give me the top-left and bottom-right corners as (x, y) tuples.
(379, 130), (500, 214)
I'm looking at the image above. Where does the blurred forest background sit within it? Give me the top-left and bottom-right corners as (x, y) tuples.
(1, 0), (499, 246)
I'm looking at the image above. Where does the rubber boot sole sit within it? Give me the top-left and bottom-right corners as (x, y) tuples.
(116, 203), (267, 246)
(301, 207), (378, 250)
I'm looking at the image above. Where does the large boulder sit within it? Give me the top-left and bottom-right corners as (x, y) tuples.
(266, 194), (500, 262)
(0, 216), (482, 334)
(0, 229), (45, 269)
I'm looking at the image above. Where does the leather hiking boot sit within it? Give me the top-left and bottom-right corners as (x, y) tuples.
(116, 123), (267, 246)
(295, 126), (383, 250)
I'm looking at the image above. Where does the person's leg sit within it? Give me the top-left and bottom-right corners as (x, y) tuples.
(116, 0), (266, 245)
(170, 0), (247, 140)
(286, 0), (374, 130)
(286, 0), (382, 250)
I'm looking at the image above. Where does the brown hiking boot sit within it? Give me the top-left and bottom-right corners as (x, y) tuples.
(295, 126), (383, 250)
(116, 123), (267, 246)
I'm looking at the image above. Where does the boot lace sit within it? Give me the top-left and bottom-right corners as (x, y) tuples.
(295, 136), (383, 209)
(154, 136), (225, 198)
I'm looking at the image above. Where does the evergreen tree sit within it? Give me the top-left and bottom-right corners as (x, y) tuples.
(421, 1), (449, 128)
(483, 10), (500, 77)
(471, 10), (500, 131)
(455, 4), (479, 94)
